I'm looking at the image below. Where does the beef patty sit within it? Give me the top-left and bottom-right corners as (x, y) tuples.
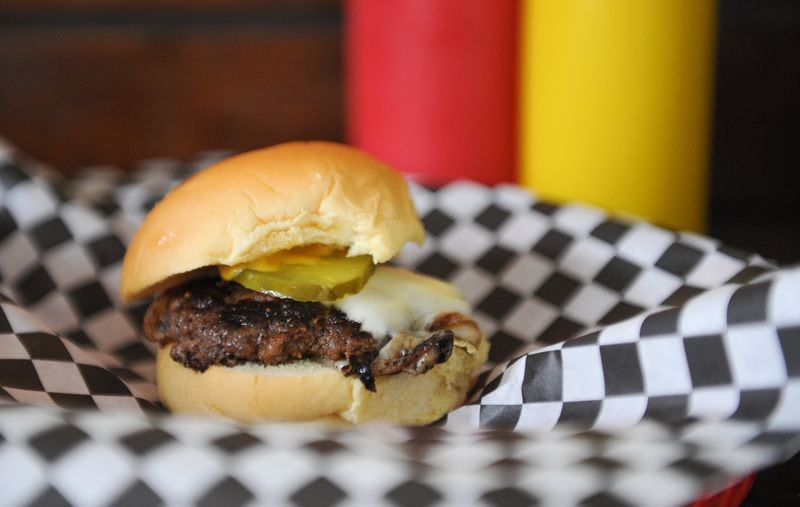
(142, 278), (455, 391)
(143, 279), (377, 372)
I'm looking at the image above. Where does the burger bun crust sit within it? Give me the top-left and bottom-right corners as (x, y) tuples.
(121, 141), (425, 301)
(156, 336), (489, 425)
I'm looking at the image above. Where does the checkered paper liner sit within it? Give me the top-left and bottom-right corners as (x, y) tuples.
(0, 136), (799, 506)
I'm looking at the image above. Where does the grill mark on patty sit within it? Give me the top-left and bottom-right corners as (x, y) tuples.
(143, 279), (377, 372)
(142, 278), (458, 391)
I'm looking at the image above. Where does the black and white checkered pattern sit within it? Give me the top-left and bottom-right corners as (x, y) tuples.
(1, 136), (798, 506)
(1, 404), (797, 507)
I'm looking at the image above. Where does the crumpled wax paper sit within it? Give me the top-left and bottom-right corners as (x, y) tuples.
(1, 137), (798, 506)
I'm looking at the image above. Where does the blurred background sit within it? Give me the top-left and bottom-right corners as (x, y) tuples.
(0, 0), (797, 266)
(0, 1), (798, 503)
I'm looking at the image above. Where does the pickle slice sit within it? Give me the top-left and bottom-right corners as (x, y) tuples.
(221, 254), (375, 301)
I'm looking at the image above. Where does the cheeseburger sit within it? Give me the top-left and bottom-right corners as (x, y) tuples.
(120, 141), (488, 425)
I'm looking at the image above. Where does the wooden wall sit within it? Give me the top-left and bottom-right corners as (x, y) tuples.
(0, 0), (343, 171)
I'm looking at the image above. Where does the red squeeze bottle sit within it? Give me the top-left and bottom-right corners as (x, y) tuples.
(345, 0), (517, 185)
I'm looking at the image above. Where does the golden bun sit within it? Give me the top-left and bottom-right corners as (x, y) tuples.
(120, 141), (425, 301)
(156, 335), (489, 425)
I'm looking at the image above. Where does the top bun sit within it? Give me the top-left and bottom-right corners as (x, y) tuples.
(120, 141), (425, 301)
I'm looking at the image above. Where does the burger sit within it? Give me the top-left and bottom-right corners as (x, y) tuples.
(120, 141), (488, 425)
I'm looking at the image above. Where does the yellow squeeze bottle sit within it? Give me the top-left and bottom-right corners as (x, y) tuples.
(520, 0), (717, 232)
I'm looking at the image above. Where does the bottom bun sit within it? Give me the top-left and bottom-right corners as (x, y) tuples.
(156, 338), (489, 425)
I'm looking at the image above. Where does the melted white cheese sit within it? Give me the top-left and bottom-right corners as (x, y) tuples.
(332, 266), (470, 337)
